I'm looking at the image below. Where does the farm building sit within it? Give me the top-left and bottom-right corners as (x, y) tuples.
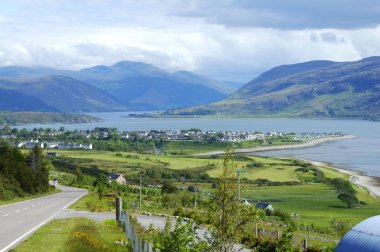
(335, 215), (380, 251)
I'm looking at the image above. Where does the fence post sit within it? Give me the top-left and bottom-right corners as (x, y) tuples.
(116, 197), (122, 221)
(255, 223), (258, 237)
(303, 239), (308, 251)
(148, 242), (153, 252)
(134, 236), (139, 252)
(139, 238), (144, 252)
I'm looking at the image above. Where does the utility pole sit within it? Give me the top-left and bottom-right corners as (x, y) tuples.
(237, 170), (241, 201)
(139, 175), (142, 211)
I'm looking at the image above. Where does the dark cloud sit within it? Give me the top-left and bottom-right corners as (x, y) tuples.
(309, 32), (346, 44)
(172, 0), (380, 29)
(320, 33), (339, 44)
(310, 33), (319, 42)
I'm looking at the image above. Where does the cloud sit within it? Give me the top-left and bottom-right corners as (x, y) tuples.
(171, 0), (380, 30)
(0, 1), (379, 82)
(310, 32), (347, 44)
(320, 33), (339, 44)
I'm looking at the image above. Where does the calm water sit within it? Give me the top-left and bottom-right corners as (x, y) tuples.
(15, 112), (380, 177)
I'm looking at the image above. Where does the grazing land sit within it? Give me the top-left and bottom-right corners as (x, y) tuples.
(50, 149), (380, 229)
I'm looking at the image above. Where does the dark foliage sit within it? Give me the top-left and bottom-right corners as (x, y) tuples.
(330, 178), (359, 208)
(0, 143), (49, 200)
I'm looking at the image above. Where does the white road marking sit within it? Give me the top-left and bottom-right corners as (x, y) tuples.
(15, 210), (20, 213)
(24, 208), (28, 210)
(2, 214), (8, 217)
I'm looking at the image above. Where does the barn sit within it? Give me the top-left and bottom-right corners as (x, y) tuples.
(335, 215), (380, 251)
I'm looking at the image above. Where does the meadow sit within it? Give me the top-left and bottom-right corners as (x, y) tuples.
(50, 148), (380, 231)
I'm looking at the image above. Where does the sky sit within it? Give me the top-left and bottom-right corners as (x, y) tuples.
(0, 0), (380, 82)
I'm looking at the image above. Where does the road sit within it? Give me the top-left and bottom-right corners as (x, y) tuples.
(0, 184), (87, 252)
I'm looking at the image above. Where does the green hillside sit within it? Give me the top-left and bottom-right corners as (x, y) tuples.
(166, 57), (380, 121)
(0, 76), (123, 112)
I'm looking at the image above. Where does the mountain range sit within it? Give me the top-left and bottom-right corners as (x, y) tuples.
(166, 56), (380, 121)
(2, 57), (380, 121)
(0, 62), (237, 112)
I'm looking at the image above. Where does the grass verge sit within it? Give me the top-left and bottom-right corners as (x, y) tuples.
(12, 218), (126, 252)
(0, 187), (61, 206)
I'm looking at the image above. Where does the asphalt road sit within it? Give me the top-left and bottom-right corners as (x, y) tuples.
(0, 184), (87, 252)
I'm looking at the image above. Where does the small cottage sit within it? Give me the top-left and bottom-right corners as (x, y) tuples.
(255, 202), (274, 211)
(109, 174), (126, 185)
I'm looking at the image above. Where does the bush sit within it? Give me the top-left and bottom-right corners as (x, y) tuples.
(161, 181), (178, 194)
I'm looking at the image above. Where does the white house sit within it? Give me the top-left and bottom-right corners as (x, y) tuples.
(46, 142), (60, 149)
(25, 142), (44, 148)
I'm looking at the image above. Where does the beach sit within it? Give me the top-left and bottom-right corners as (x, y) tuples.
(197, 135), (355, 156)
(308, 160), (380, 197)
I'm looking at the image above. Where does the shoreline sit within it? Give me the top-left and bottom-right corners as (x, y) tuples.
(196, 135), (380, 198)
(306, 160), (380, 198)
(196, 135), (355, 156)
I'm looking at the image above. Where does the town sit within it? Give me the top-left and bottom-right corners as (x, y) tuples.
(0, 125), (346, 150)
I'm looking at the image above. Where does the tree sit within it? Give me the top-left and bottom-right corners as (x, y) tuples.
(331, 178), (358, 208)
(0, 142), (48, 199)
(161, 181), (178, 194)
(330, 218), (352, 237)
(338, 193), (359, 208)
(144, 217), (206, 252)
(94, 173), (109, 199)
(26, 146), (49, 193)
(207, 146), (260, 251)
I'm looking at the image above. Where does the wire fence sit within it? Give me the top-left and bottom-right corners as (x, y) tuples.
(118, 210), (338, 251)
(121, 211), (159, 252)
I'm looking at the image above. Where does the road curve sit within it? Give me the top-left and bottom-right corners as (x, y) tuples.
(0, 184), (87, 252)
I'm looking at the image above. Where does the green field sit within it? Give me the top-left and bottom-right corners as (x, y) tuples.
(243, 184), (380, 227)
(49, 149), (380, 231)
(52, 149), (301, 182)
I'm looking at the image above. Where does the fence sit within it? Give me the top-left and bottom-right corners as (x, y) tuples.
(120, 211), (159, 252)
(119, 213), (338, 251)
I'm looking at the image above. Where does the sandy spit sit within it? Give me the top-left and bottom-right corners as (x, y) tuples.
(196, 135), (355, 156)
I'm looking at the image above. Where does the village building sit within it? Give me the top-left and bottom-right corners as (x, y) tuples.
(255, 202), (274, 211)
(109, 174), (126, 185)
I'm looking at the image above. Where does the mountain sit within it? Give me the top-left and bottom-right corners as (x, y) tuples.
(0, 61), (228, 111)
(220, 80), (245, 90)
(0, 76), (122, 112)
(0, 66), (62, 80)
(101, 76), (227, 110)
(0, 87), (56, 112)
(76, 61), (168, 81)
(70, 61), (228, 110)
(165, 57), (380, 121)
(172, 71), (234, 93)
